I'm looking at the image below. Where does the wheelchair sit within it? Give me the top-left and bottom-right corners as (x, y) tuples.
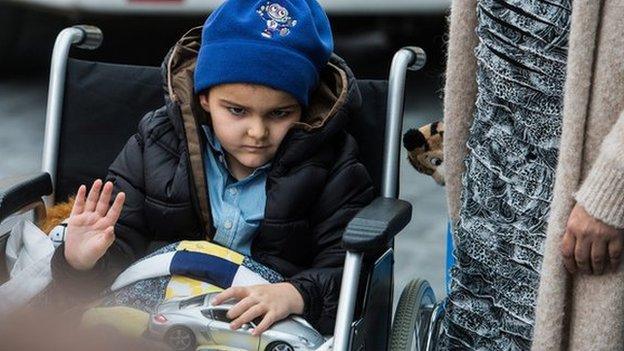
(0, 25), (444, 351)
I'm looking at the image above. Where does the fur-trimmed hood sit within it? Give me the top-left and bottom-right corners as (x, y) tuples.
(151, 26), (366, 239)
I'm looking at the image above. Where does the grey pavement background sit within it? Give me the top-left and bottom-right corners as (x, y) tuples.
(0, 39), (449, 307)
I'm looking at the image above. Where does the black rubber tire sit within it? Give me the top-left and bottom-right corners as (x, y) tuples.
(164, 326), (196, 351)
(389, 278), (436, 351)
(265, 341), (295, 351)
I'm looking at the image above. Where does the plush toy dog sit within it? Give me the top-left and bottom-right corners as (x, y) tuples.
(402, 121), (445, 186)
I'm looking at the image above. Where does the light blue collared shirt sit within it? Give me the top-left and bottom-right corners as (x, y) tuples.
(201, 126), (269, 256)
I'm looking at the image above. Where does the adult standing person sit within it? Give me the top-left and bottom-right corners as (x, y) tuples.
(442, 1), (624, 350)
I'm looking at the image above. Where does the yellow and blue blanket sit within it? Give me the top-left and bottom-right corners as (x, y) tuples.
(94, 241), (283, 322)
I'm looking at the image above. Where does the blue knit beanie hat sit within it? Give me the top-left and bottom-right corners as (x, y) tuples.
(194, 0), (334, 106)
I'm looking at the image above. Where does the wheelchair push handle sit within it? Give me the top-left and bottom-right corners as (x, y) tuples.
(43, 25), (104, 207)
(382, 46), (426, 199)
(403, 46), (427, 71)
(73, 25), (104, 50)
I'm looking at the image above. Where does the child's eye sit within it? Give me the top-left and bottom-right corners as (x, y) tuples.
(270, 110), (290, 119)
(227, 107), (246, 116)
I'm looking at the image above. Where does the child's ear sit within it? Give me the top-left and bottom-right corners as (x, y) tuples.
(198, 93), (210, 113)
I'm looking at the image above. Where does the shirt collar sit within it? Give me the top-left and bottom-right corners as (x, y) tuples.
(203, 125), (224, 156)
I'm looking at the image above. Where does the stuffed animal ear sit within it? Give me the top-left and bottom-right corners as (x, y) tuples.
(403, 128), (428, 151)
(428, 121), (444, 135)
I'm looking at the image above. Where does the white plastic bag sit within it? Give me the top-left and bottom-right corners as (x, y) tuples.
(0, 218), (55, 315)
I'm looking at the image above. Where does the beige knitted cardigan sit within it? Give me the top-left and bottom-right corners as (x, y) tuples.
(443, 0), (624, 349)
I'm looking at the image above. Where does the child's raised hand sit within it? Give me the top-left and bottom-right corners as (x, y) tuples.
(64, 179), (126, 271)
(212, 283), (304, 335)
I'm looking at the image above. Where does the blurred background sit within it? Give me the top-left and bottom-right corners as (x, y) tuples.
(0, 0), (450, 303)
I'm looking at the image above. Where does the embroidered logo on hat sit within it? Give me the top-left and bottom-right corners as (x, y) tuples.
(257, 2), (298, 38)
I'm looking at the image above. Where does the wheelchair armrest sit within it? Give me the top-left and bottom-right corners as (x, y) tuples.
(0, 172), (53, 224)
(342, 197), (412, 253)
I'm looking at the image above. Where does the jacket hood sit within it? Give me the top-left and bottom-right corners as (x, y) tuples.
(160, 26), (362, 168)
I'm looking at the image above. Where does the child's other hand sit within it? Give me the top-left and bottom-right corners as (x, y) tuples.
(561, 203), (624, 275)
(212, 283), (304, 335)
(64, 179), (126, 271)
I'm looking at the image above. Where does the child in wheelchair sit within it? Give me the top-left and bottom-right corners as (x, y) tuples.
(47, 0), (374, 340)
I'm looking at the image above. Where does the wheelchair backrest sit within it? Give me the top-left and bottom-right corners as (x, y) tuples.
(55, 59), (164, 202)
(55, 59), (388, 202)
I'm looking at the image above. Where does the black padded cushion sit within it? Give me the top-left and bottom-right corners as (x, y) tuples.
(342, 197), (412, 252)
(55, 59), (164, 203)
(0, 172), (52, 223)
(350, 80), (387, 196)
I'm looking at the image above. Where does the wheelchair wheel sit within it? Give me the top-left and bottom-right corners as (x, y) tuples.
(389, 278), (436, 351)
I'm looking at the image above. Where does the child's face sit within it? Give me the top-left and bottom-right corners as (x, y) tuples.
(199, 83), (302, 179)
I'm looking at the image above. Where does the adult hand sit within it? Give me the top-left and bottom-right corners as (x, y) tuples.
(64, 179), (125, 271)
(211, 283), (304, 335)
(561, 203), (624, 275)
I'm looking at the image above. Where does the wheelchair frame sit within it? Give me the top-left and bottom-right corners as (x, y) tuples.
(0, 24), (444, 351)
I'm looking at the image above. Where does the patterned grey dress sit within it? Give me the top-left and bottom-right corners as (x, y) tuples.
(440, 1), (572, 350)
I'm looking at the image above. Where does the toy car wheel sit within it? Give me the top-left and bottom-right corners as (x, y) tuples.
(265, 341), (294, 351)
(165, 326), (196, 351)
(389, 278), (436, 351)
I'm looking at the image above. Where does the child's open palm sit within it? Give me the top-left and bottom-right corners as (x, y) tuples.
(64, 179), (125, 271)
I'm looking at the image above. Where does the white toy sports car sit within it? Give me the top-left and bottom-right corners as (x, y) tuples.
(147, 293), (326, 351)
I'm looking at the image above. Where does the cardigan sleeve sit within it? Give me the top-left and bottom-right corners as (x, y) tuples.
(574, 110), (624, 228)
